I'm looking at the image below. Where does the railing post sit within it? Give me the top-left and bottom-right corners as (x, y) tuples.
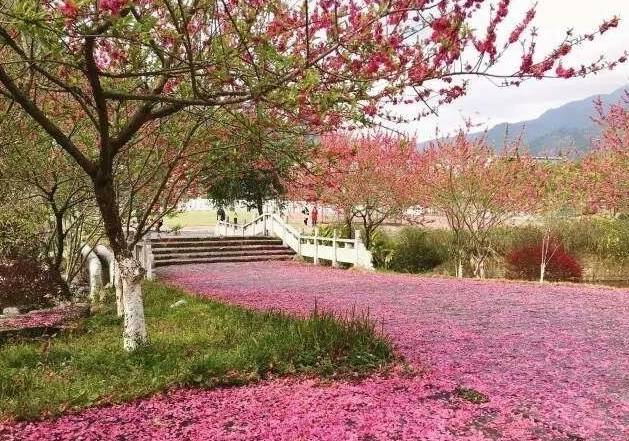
(281, 217), (287, 246)
(297, 232), (302, 256)
(332, 229), (339, 268)
(314, 227), (319, 265)
(144, 238), (154, 281)
(353, 230), (374, 270)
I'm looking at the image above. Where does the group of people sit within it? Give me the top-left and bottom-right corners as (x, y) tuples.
(301, 205), (318, 227)
(216, 205), (318, 227)
(152, 205), (319, 231)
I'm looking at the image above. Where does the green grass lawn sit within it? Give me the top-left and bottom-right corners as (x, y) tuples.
(163, 209), (325, 233)
(0, 282), (392, 420)
(164, 209), (258, 229)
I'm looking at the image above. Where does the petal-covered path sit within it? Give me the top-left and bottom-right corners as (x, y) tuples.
(4, 261), (628, 440)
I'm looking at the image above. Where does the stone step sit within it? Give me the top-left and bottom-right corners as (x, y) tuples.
(151, 239), (283, 248)
(154, 254), (295, 267)
(152, 244), (288, 254)
(151, 235), (269, 243)
(153, 249), (295, 261)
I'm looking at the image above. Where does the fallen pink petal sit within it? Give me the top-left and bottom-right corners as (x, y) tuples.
(0, 304), (88, 332)
(3, 261), (627, 440)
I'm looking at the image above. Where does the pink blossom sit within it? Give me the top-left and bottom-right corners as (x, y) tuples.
(99, 0), (127, 15)
(58, 0), (78, 18)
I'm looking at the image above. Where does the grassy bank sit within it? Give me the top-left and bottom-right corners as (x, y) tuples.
(0, 282), (392, 420)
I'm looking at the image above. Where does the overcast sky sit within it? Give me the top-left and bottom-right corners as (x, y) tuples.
(393, 0), (629, 141)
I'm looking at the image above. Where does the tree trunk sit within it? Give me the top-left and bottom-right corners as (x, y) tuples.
(455, 255), (464, 278)
(363, 226), (372, 249)
(52, 210), (65, 271)
(471, 255), (486, 279)
(345, 218), (354, 239)
(118, 256), (147, 351)
(539, 262), (546, 283)
(114, 262), (124, 317)
(256, 196), (264, 215)
(93, 172), (148, 351)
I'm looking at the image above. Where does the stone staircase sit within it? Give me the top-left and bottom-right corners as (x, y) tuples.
(151, 235), (296, 267)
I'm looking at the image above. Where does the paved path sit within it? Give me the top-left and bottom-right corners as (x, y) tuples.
(5, 261), (628, 440)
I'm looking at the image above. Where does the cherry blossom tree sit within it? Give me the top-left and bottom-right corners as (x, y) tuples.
(416, 132), (544, 278)
(0, 0), (621, 350)
(0, 106), (98, 294)
(581, 92), (629, 215)
(289, 133), (418, 248)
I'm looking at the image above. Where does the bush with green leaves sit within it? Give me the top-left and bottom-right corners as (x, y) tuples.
(369, 227), (448, 273)
(317, 222), (353, 239)
(0, 210), (46, 260)
(369, 230), (397, 269)
(0, 205), (71, 310)
(555, 217), (629, 262)
(388, 228), (449, 273)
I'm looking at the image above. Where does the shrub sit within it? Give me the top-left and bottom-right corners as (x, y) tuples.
(317, 222), (353, 239)
(505, 238), (583, 282)
(557, 217), (629, 262)
(389, 227), (448, 273)
(370, 230), (396, 269)
(0, 258), (70, 311)
(0, 216), (45, 260)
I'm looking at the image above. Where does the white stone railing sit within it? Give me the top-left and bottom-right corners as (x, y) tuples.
(133, 239), (155, 280)
(216, 213), (373, 270)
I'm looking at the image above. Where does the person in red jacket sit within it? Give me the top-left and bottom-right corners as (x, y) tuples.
(311, 206), (318, 227)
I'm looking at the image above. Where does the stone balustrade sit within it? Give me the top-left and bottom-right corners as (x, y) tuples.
(216, 213), (374, 270)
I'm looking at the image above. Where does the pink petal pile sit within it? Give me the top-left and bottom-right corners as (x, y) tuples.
(0, 304), (86, 331)
(3, 261), (627, 440)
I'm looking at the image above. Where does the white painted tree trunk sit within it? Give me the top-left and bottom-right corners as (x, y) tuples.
(114, 263), (124, 317)
(81, 245), (103, 302)
(118, 256), (148, 351)
(477, 259), (486, 279)
(470, 256), (486, 279)
(539, 262), (546, 283)
(456, 260), (463, 278)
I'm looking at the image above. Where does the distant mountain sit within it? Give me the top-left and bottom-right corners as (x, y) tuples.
(479, 86), (627, 155)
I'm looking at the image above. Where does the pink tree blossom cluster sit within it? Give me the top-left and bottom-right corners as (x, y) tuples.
(288, 132), (418, 246)
(580, 92), (629, 214)
(41, 0), (625, 126)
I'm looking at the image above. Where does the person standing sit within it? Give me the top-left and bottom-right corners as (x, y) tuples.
(311, 206), (318, 227)
(217, 206), (226, 222)
(301, 206), (309, 226)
